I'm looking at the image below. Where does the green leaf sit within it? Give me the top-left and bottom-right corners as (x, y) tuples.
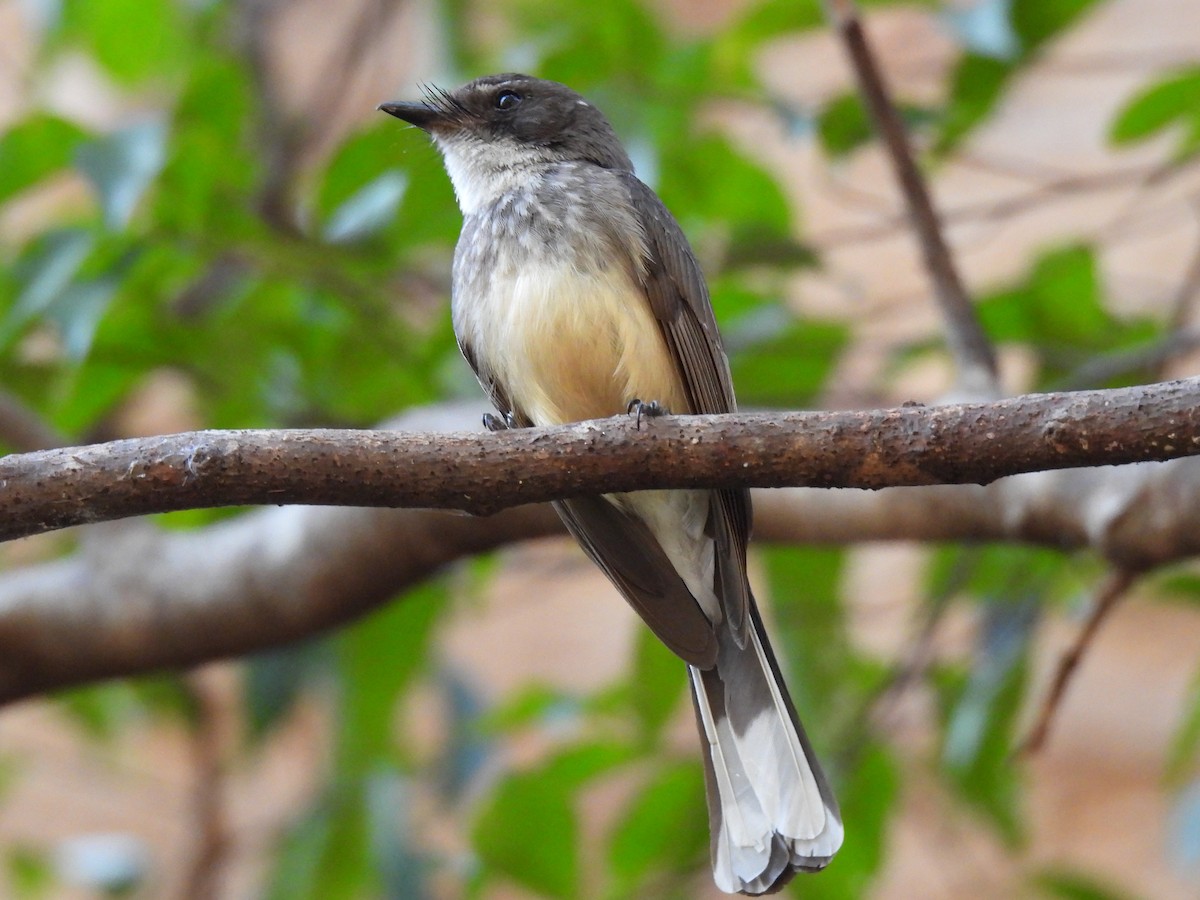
(1031, 868), (1142, 900)
(817, 93), (872, 158)
(728, 312), (848, 407)
(0, 115), (89, 205)
(54, 675), (193, 741)
(263, 801), (339, 900)
(1166, 665), (1200, 783)
(322, 170), (408, 244)
(3, 229), (94, 346)
(1109, 68), (1200, 160)
(6, 846), (54, 899)
(1156, 571), (1200, 605)
(475, 683), (578, 735)
(607, 760), (708, 889)
(476, 771), (580, 898)
(926, 545), (1077, 605)
(941, 597), (1037, 843)
(321, 120), (461, 251)
(511, 0), (666, 95)
(49, 277), (120, 361)
(760, 546), (850, 726)
(295, 577), (448, 900)
(473, 742), (633, 898)
(155, 55), (258, 236)
(943, 0), (1020, 60)
(976, 245), (1160, 386)
(75, 122), (167, 229)
(261, 587), (448, 900)
(935, 53), (1014, 155)
(658, 133), (794, 243)
(934, 0), (1102, 154)
(725, 0), (824, 45)
(1010, 0), (1104, 56)
(59, 0), (189, 85)
(629, 627), (686, 745)
(316, 123), (407, 222)
(244, 642), (328, 744)
(335, 580), (448, 775)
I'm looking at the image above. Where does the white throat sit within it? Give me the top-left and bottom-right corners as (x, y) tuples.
(435, 134), (550, 216)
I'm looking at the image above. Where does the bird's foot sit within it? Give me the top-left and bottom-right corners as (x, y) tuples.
(627, 398), (669, 430)
(483, 411), (519, 432)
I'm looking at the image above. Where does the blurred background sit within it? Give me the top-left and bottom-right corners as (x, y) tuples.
(0, 0), (1199, 897)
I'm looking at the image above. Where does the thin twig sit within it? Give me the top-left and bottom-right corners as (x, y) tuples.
(1019, 569), (1138, 755)
(1167, 204), (1200, 333)
(1057, 327), (1200, 390)
(825, 0), (999, 397)
(181, 673), (229, 900)
(809, 160), (1182, 249)
(870, 550), (978, 732)
(237, 0), (405, 232)
(0, 389), (67, 452)
(303, 0), (405, 146)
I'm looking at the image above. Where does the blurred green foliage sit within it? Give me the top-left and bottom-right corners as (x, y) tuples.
(0, 0), (1193, 897)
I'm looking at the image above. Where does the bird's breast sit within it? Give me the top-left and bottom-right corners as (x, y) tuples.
(454, 247), (687, 427)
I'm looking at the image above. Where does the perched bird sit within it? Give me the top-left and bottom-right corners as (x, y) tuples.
(379, 74), (842, 894)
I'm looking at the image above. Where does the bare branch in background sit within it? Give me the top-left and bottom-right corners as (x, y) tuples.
(0, 379), (1196, 542)
(810, 157), (1200, 250)
(235, 0), (406, 233)
(182, 671), (230, 900)
(825, 0), (999, 397)
(0, 501), (560, 704)
(1058, 327), (1200, 390)
(0, 389), (68, 453)
(1019, 569), (1139, 755)
(1167, 205), (1200, 332)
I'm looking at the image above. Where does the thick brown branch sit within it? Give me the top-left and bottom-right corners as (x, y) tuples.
(826, 0), (999, 395)
(1, 390), (1199, 703)
(0, 380), (1196, 542)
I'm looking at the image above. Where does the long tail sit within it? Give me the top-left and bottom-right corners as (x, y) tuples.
(689, 598), (843, 895)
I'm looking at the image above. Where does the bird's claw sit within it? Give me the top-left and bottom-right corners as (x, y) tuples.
(627, 398), (668, 430)
(483, 411), (518, 432)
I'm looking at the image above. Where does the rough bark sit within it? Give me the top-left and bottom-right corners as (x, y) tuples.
(0, 378), (1196, 543)
(1, 384), (1199, 703)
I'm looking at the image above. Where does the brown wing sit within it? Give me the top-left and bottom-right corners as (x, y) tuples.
(623, 174), (752, 644)
(554, 496), (718, 668)
(458, 337), (529, 427)
(458, 333), (718, 667)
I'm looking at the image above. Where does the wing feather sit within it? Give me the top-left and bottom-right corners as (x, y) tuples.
(624, 174), (752, 643)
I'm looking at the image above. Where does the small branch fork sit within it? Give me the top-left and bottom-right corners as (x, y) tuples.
(825, 0), (1000, 397)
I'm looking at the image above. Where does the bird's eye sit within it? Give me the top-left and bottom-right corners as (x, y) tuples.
(495, 90), (522, 110)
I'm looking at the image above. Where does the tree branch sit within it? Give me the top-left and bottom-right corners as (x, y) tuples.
(0, 379), (1196, 543)
(825, 0), (1000, 396)
(1, 383), (1199, 703)
(0, 388), (68, 453)
(1018, 569), (1138, 755)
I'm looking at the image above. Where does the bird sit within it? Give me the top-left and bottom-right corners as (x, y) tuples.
(379, 73), (842, 894)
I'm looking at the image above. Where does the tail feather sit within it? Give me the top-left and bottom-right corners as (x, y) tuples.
(690, 600), (843, 895)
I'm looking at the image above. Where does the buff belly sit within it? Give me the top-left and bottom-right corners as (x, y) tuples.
(453, 255), (720, 621)
(455, 258), (687, 426)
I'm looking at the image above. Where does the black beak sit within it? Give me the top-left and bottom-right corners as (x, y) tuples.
(377, 100), (441, 131)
